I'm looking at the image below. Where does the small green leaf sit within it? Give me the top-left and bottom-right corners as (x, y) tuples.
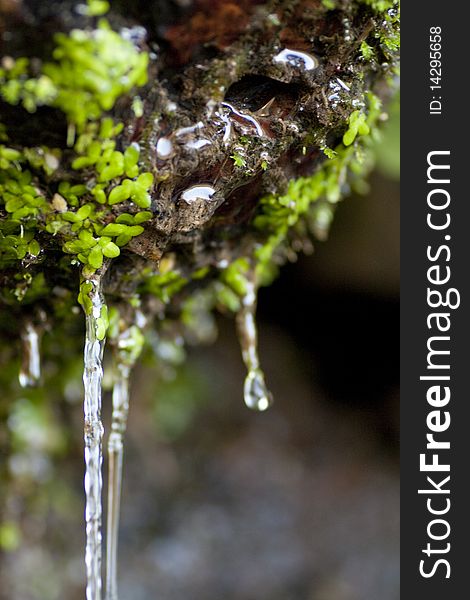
(12, 207), (34, 220)
(97, 236), (112, 247)
(131, 189), (151, 208)
(98, 151), (125, 182)
(136, 172), (153, 189)
(358, 121), (370, 136)
(88, 245), (104, 269)
(76, 204), (93, 220)
(343, 128), (357, 147)
(108, 183), (132, 205)
(100, 223), (126, 236)
(92, 186), (107, 204)
(128, 225), (144, 237)
(102, 241), (120, 258)
(78, 281), (93, 314)
(62, 211), (81, 223)
(134, 211), (152, 224)
(5, 198), (23, 213)
(115, 213), (135, 225)
(63, 240), (84, 253)
(115, 233), (132, 246)
(72, 156), (96, 170)
(95, 317), (107, 340)
(78, 229), (96, 248)
(70, 184), (88, 196)
(28, 240), (40, 256)
(124, 143), (140, 170)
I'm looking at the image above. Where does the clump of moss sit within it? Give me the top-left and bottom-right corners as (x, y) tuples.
(220, 93), (383, 291)
(0, 1), (154, 321)
(1, 18), (148, 130)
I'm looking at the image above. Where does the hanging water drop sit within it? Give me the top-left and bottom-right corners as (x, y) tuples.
(19, 322), (41, 388)
(105, 315), (145, 600)
(82, 278), (107, 600)
(244, 368), (272, 412)
(236, 280), (273, 411)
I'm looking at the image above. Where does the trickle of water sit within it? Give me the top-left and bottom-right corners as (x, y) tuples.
(214, 109), (233, 144)
(236, 281), (273, 411)
(273, 48), (319, 71)
(106, 317), (145, 600)
(19, 322), (41, 388)
(83, 280), (106, 600)
(221, 102), (265, 137)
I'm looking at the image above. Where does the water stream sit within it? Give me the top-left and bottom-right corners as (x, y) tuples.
(19, 322), (41, 388)
(82, 279), (106, 600)
(105, 357), (130, 600)
(106, 315), (145, 600)
(236, 281), (273, 411)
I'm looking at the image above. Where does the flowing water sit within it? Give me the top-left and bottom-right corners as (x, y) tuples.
(105, 358), (130, 600)
(106, 316), (145, 600)
(83, 280), (106, 600)
(236, 281), (273, 411)
(19, 322), (41, 388)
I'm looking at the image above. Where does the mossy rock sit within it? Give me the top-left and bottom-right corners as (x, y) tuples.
(0, 0), (399, 355)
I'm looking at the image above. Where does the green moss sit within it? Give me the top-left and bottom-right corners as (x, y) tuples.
(343, 110), (370, 146)
(220, 258), (251, 297)
(143, 272), (189, 304)
(217, 93), (385, 294)
(0, 7), (153, 308)
(1, 0), (399, 337)
(360, 41), (375, 61)
(1, 15), (148, 129)
(84, 0), (110, 17)
(359, 0), (396, 11)
(231, 153), (247, 168)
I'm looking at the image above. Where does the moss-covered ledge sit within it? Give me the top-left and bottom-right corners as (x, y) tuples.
(1, 0), (399, 367)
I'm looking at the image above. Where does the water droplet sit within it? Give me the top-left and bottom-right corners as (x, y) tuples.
(236, 280), (273, 411)
(119, 25), (147, 45)
(82, 279), (106, 600)
(181, 185), (216, 204)
(19, 322), (41, 388)
(185, 138), (212, 150)
(244, 368), (273, 411)
(166, 100), (177, 113)
(273, 48), (319, 71)
(156, 137), (174, 159)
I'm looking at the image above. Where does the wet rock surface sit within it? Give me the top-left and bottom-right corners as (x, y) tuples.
(1, 0), (398, 304)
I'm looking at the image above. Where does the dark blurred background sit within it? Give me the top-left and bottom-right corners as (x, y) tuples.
(0, 100), (399, 600)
